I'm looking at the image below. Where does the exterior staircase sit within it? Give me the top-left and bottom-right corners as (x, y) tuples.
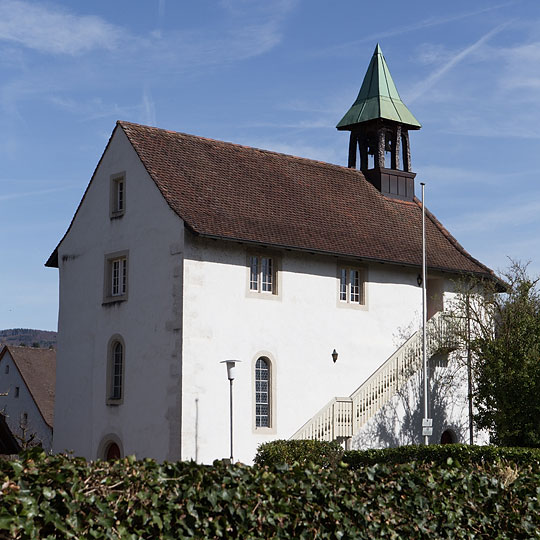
(290, 311), (458, 445)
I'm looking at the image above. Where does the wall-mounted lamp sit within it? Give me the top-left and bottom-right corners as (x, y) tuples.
(331, 349), (338, 363)
(417, 274), (423, 287)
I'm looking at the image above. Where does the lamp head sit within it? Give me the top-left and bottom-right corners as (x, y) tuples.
(220, 359), (241, 380)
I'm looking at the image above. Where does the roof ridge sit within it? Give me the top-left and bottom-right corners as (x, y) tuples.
(117, 120), (362, 177)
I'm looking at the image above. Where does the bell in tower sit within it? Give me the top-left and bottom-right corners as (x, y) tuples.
(337, 44), (421, 201)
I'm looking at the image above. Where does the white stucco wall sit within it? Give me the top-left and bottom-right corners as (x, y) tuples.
(0, 351), (52, 451)
(350, 351), (490, 449)
(53, 127), (184, 461)
(180, 237), (459, 464)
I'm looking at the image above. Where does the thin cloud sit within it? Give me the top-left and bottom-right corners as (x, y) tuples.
(243, 137), (342, 165)
(448, 197), (540, 234)
(407, 22), (511, 104)
(415, 165), (510, 187)
(158, 0), (166, 18)
(242, 119), (332, 129)
(0, 186), (75, 202)
(0, 0), (124, 55)
(141, 89), (157, 126)
(315, 2), (518, 57)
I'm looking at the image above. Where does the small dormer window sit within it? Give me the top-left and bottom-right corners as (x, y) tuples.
(110, 173), (126, 218)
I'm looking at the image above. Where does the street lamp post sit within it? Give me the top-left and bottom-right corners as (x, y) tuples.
(220, 360), (241, 462)
(421, 182), (432, 445)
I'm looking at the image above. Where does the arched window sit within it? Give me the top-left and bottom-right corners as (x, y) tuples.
(107, 337), (125, 404)
(105, 442), (121, 460)
(255, 357), (271, 428)
(98, 435), (123, 461)
(440, 429), (457, 445)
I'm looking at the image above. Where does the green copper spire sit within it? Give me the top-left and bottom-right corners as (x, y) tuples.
(337, 44), (421, 130)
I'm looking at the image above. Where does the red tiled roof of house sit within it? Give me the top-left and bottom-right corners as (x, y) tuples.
(0, 346), (56, 428)
(115, 121), (493, 278)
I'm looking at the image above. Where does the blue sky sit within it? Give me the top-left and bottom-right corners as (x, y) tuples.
(1, 0), (539, 331)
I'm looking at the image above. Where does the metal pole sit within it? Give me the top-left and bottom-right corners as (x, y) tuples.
(229, 379), (234, 462)
(466, 295), (474, 445)
(421, 182), (429, 445)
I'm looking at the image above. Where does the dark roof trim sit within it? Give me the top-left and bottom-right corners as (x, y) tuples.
(187, 227), (497, 280)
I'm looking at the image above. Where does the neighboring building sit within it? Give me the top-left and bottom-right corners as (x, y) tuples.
(46, 45), (495, 463)
(0, 346), (56, 452)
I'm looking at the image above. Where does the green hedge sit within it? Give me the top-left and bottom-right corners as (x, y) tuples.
(343, 444), (540, 469)
(254, 439), (344, 468)
(254, 440), (540, 470)
(0, 448), (539, 539)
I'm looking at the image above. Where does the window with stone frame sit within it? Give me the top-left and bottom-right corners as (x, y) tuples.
(110, 173), (126, 218)
(249, 254), (277, 295)
(255, 357), (271, 428)
(338, 266), (365, 305)
(107, 337), (125, 405)
(103, 251), (129, 303)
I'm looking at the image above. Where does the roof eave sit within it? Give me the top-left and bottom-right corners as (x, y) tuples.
(187, 228), (497, 281)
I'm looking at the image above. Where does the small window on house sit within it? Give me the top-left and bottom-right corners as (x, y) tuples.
(14, 387), (19, 398)
(4, 364), (9, 374)
(255, 357), (271, 428)
(21, 413), (28, 426)
(110, 173), (126, 218)
(111, 258), (127, 297)
(107, 339), (124, 404)
(338, 266), (365, 305)
(103, 251), (129, 303)
(105, 441), (121, 460)
(248, 254), (278, 295)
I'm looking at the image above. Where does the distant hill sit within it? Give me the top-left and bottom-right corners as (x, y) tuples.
(0, 329), (57, 349)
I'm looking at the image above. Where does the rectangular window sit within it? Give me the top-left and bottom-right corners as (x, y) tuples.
(110, 173), (126, 218)
(104, 250), (129, 303)
(14, 387), (19, 398)
(338, 265), (365, 305)
(248, 254), (278, 295)
(111, 258), (127, 297)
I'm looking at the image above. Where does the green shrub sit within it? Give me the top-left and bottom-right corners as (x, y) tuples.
(343, 444), (540, 469)
(0, 447), (538, 538)
(254, 439), (344, 468)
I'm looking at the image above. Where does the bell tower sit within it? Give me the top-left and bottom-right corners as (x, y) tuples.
(337, 44), (421, 201)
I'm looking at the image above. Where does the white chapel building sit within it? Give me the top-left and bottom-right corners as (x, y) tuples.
(47, 45), (495, 463)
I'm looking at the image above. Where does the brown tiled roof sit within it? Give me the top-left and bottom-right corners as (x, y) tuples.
(117, 121), (493, 277)
(0, 346), (56, 428)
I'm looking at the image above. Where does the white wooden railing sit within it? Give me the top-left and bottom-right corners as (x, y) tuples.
(290, 312), (459, 442)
